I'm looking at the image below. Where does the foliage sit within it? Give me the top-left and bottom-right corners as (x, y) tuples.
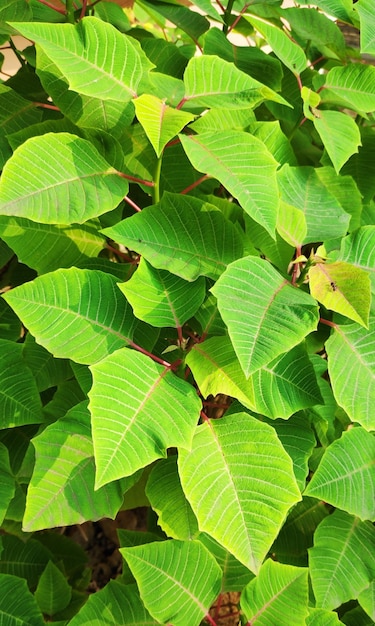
(0, 0), (374, 624)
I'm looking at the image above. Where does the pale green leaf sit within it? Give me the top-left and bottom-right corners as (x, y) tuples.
(277, 165), (351, 243)
(284, 7), (346, 58)
(183, 55), (289, 109)
(118, 258), (206, 328)
(102, 192), (244, 281)
(178, 413), (301, 573)
(307, 608), (345, 626)
(68, 581), (159, 626)
(304, 427), (375, 520)
(197, 533), (254, 592)
(0, 443), (15, 526)
(356, 0), (375, 55)
(250, 120), (297, 166)
(0, 133), (128, 225)
(321, 64), (375, 113)
(34, 561), (72, 617)
(316, 167), (362, 232)
(211, 256), (319, 377)
(313, 110), (361, 173)
(190, 108), (255, 133)
(0, 574), (44, 626)
(121, 540), (222, 626)
(309, 261), (371, 328)
(312, 0), (354, 22)
(244, 214), (294, 273)
(0, 216), (104, 274)
(187, 336), (322, 419)
(89, 348), (201, 487)
(246, 14), (307, 75)
(146, 456), (199, 540)
(3, 268), (136, 365)
(309, 509), (375, 610)
(277, 201), (307, 247)
(0, 339), (42, 429)
(180, 131), (279, 237)
(359, 581), (375, 621)
(241, 559), (309, 625)
(272, 497), (329, 567)
(11, 17), (154, 101)
(335, 226), (375, 297)
(325, 320), (375, 430)
(138, 0), (209, 42)
(23, 402), (129, 532)
(133, 94), (194, 156)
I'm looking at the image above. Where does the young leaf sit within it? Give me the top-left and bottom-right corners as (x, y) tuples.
(179, 131), (279, 238)
(34, 561), (72, 617)
(246, 14), (307, 75)
(277, 201), (307, 247)
(304, 426), (375, 521)
(89, 348), (201, 487)
(0, 339), (42, 429)
(118, 258), (206, 328)
(182, 55), (289, 109)
(146, 456), (199, 540)
(133, 94), (194, 156)
(11, 17), (154, 101)
(313, 110), (361, 174)
(68, 581), (159, 625)
(3, 268), (136, 365)
(325, 320), (375, 430)
(102, 192), (244, 281)
(309, 261), (371, 328)
(0, 573), (44, 626)
(309, 509), (375, 610)
(23, 402), (129, 532)
(0, 133), (128, 224)
(178, 412), (301, 574)
(241, 559), (309, 625)
(121, 540), (222, 626)
(211, 256), (319, 377)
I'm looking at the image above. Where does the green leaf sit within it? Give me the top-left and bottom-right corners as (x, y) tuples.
(133, 94), (194, 156)
(182, 55), (289, 109)
(211, 256), (319, 377)
(23, 402), (129, 532)
(102, 192), (244, 281)
(325, 320), (375, 430)
(309, 261), (371, 328)
(277, 165), (351, 243)
(121, 540), (222, 626)
(3, 268), (136, 365)
(304, 427), (375, 521)
(34, 561), (72, 617)
(321, 64), (375, 113)
(309, 509), (375, 610)
(0, 534), (51, 588)
(89, 348), (201, 487)
(316, 167), (362, 232)
(0, 443), (15, 525)
(11, 17), (154, 102)
(356, 0), (375, 55)
(241, 559), (309, 625)
(270, 414), (317, 490)
(146, 456), (199, 540)
(68, 581), (159, 626)
(272, 497), (329, 566)
(0, 339), (42, 429)
(0, 85), (42, 169)
(313, 110), (361, 173)
(0, 299), (21, 341)
(179, 131), (279, 238)
(118, 258), (206, 328)
(0, 573), (44, 626)
(178, 412), (301, 573)
(277, 201), (307, 247)
(0, 133), (128, 225)
(246, 14), (307, 75)
(138, 0), (209, 42)
(358, 581), (375, 621)
(334, 227), (375, 297)
(307, 608), (345, 626)
(186, 336), (322, 419)
(23, 334), (73, 393)
(197, 533), (254, 592)
(36, 47), (135, 133)
(312, 0), (354, 22)
(284, 7), (346, 58)
(0, 216), (104, 274)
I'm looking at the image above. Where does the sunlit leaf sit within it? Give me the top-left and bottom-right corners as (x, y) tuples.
(356, 0), (375, 55)
(321, 64), (375, 113)
(313, 110), (361, 173)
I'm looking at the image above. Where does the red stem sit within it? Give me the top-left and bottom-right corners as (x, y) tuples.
(116, 171), (154, 187)
(34, 101), (60, 111)
(291, 244), (302, 286)
(80, 0), (88, 19)
(36, 0), (66, 13)
(319, 318), (337, 329)
(204, 614), (218, 626)
(296, 73), (303, 90)
(106, 244), (139, 263)
(124, 195), (142, 212)
(215, 0), (225, 11)
(227, 2), (251, 34)
(200, 410), (210, 423)
(128, 340), (173, 367)
(176, 97), (187, 110)
(177, 325), (184, 345)
(180, 175), (209, 195)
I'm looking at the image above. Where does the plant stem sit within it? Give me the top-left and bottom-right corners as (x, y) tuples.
(116, 171), (154, 187)
(205, 614), (218, 626)
(65, 0), (76, 23)
(180, 174), (209, 195)
(124, 195), (142, 212)
(34, 101), (60, 111)
(319, 318), (337, 329)
(128, 340), (173, 368)
(223, 0), (235, 33)
(36, 0), (66, 14)
(152, 154), (163, 204)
